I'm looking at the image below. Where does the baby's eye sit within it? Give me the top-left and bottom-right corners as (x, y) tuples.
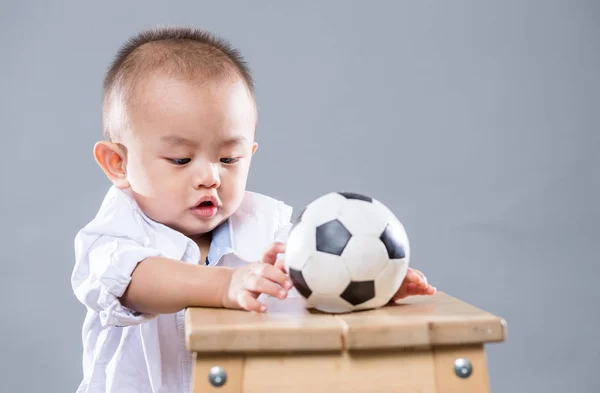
(169, 158), (191, 165)
(220, 157), (239, 164)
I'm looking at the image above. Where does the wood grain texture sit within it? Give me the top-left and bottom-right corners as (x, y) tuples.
(337, 292), (506, 350)
(186, 292), (506, 353)
(186, 296), (345, 353)
(241, 350), (438, 393)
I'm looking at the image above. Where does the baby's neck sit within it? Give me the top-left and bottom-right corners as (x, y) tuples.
(192, 232), (213, 263)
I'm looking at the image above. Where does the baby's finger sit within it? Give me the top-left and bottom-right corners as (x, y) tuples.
(252, 263), (293, 290)
(246, 273), (288, 299)
(261, 242), (286, 265)
(274, 257), (286, 272)
(404, 269), (421, 283)
(392, 282), (410, 300)
(410, 284), (436, 296)
(408, 286), (424, 295)
(412, 269), (429, 286)
(238, 291), (267, 312)
(407, 269), (429, 288)
(274, 251), (288, 272)
(412, 269), (426, 281)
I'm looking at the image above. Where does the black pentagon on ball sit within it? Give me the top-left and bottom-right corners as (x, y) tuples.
(380, 223), (406, 259)
(340, 281), (375, 305)
(288, 268), (312, 299)
(316, 219), (352, 256)
(337, 191), (373, 203)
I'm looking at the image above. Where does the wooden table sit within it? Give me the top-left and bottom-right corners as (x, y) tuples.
(185, 292), (506, 393)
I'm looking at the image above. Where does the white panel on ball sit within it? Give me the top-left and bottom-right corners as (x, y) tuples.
(300, 192), (347, 227)
(302, 253), (352, 296)
(341, 235), (389, 281)
(284, 221), (315, 271)
(337, 199), (390, 236)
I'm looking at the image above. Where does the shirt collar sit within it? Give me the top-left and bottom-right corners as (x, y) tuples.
(205, 219), (234, 266)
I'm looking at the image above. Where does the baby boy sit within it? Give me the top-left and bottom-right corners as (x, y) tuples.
(71, 26), (436, 393)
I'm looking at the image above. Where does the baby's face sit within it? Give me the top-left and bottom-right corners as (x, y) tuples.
(121, 74), (257, 238)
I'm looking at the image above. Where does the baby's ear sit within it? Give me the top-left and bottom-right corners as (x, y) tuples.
(251, 141), (258, 155)
(93, 141), (129, 189)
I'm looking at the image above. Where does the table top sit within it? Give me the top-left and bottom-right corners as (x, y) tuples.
(185, 291), (506, 354)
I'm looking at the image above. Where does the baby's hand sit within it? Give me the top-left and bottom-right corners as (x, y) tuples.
(221, 242), (293, 312)
(391, 268), (437, 302)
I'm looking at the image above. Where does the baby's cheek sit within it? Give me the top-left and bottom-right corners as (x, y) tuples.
(127, 164), (155, 194)
(128, 160), (176, 199)
(219, 179), (244, 212)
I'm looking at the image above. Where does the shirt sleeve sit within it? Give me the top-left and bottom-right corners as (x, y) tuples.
(71, 233), (162, 327)
(273, 201), (294, 243)
(274, 223), (293, 243)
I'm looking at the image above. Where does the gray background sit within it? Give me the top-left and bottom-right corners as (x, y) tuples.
(1, 1), (598, 392)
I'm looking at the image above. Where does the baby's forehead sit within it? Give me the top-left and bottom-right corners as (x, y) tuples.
(133, 67), (245, 98)
(125, 73), (256, 144)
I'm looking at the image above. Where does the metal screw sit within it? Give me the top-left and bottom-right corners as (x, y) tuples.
(454, 358), (473, 378)
(208, 366), (227, 387)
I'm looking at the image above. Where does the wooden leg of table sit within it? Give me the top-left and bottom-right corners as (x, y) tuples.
(192, 352), (244, 393)
(241, 350), (438, 393)
(433, 344), (491, 393)
(191, 346), (493, 393)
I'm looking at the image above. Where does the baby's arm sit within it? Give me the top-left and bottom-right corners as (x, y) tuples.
(120, 257), (234, 314)
(121, 243), (290, 315)
(73, 234), (289, 328)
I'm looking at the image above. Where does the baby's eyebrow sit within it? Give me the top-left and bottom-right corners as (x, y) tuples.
(219, 135), (249, 147)
(160, 134), (249, 148)
(161, 135), (198, 147)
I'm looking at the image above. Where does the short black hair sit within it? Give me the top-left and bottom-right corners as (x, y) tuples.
(102, 25), (254, 141)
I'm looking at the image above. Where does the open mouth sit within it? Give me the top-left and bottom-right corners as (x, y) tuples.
(191, 197), (220, 218)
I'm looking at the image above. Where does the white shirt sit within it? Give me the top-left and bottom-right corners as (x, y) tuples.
(71, 186), (293, 393)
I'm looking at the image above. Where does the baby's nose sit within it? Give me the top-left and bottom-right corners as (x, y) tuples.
(194, 164), (220, 189)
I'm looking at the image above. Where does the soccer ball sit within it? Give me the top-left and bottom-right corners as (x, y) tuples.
(284, 191), (410, 313)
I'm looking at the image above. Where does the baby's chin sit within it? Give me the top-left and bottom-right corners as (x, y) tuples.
(174, 212), (228, 238)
